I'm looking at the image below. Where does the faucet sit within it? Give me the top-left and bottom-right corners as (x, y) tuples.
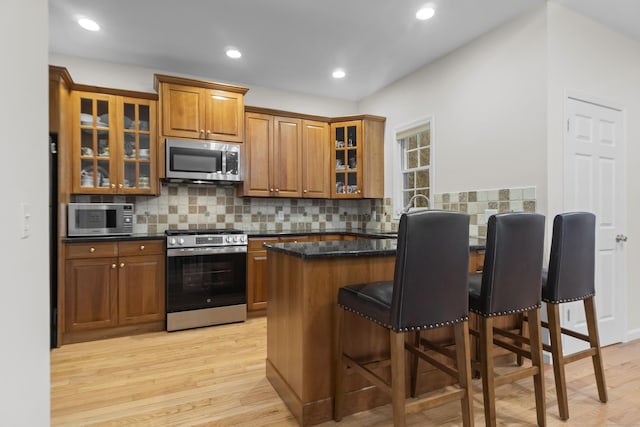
(402, 194), (430, 213)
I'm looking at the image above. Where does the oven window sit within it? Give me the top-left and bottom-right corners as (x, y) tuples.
(166, 252), (247, 312)
(170, 146), (221, 173)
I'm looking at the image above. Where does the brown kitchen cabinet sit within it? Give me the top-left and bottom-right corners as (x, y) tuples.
(330, 116), (385, 199)
(243, 113), (302, 197)
(243, 111), (329, 198)
(63, 239), (165, 344)
(71, 90), (158, 195)
(155, 74), (248, 143)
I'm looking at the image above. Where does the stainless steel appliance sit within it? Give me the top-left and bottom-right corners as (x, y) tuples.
(67, 203), (133, 237)
(165, 228), (248, 331)
(165, 138), (241, 183)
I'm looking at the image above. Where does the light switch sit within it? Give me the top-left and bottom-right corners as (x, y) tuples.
(22, 203), (31, 239)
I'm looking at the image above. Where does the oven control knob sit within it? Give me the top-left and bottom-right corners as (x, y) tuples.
(169, 238), (176, 246)
(233, 236), (239, 243)
(178, 238), (185, 246)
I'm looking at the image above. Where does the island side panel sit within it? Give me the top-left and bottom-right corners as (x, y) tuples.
(301, 255), (395, 422)
(266, 251), (305, 403)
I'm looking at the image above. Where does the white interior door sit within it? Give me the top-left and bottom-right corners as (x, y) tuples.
(563, 95), (626, 351)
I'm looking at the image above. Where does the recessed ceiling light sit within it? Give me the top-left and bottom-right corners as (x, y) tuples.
(416, 7), (435, 21)
(78, 18), (100, 31)
(332, 69), (346, 79)
(226, 49), (242, 59)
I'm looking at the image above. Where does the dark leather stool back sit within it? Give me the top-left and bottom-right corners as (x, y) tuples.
(543, 212), (595, 303)
(391, 209), (470, 331)
(476, 212), (545, 316)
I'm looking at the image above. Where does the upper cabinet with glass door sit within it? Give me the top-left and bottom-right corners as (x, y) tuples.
(330, 116), (385, 199)
(71, 90), (157, 195)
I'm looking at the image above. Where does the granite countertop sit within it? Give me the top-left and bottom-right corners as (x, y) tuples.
(62, 233), (166, 243)
(265, 237), (486, 259)
(264, 238), (398, 259)
(246, 228), (396, 239)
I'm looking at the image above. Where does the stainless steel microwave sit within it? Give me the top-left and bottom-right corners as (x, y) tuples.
(165, 138), (242, 183)
(67, 203), (134, 237)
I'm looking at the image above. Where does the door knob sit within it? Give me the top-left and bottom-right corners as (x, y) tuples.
(615, 234), (628, 242)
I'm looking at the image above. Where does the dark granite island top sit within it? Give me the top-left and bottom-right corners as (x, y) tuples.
(264, 237), (485, 260)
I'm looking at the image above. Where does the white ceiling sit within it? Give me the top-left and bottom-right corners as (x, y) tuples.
(48, 0), (640, 102)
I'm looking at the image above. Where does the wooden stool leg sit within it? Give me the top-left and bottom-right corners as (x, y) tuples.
(454, 321), (474, 427)
(516, 313), (528, 366)
(584, 297), (608, 403)
(479, 316), (496, 427)
(410, 331), (421, 398)
(528, 307), (547, 427)
(333, 306), (346, 421)
(547, 302), (568, 420)
(390, 330), (407, 427)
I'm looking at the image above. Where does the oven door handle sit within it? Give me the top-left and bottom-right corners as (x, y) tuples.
(167, 246), (247, 257)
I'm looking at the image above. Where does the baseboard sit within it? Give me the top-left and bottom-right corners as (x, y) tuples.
(625, 328), (640, 342)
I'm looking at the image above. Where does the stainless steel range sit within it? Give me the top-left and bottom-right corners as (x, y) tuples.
(165, 228), (248, 331)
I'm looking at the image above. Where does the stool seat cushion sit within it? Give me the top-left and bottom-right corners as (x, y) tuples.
(338, 281), (393, 328)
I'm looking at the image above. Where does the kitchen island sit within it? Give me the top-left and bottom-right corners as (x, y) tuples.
(264, 238), (485, 426)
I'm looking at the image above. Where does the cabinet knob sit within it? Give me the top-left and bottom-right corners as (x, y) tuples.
(140, 245), (145, 251)
(357, 190), (362, 194)
(111, 264), (117, 269)
(199, 129), (205, 136)
(270, 188), (274, 192)
(111, 183), (116, 189)
(303, 189), (307, 193)
(120, 262), (125, 268)
(119, 183), (124, 189)
(89, 247), (95, 253)
(206, 130), (211, 134)
(275, 188), (280, 192)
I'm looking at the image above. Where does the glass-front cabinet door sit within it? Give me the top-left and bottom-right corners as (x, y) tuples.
(331, 121), (362, 198)
(74, 92), (116, 193)
(119, 98), (156, 194)
(72, 91), (156, 194)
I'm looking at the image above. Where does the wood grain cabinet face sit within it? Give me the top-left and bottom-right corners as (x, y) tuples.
(63, 240), (165, 337)
(243, 114), (329, 198)
(71, 91), (158, 195)
(330, 118), (384, 199)
(159, 82), (245, 143)
(247, 238), (279, 311)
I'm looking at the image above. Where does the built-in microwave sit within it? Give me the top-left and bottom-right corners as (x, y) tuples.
(165, 138), (241, 183)
(67, 203), (134, 237)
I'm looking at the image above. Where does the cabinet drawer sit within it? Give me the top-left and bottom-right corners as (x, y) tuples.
(248, 237), (279, 251)
(118, 240), (164, 256)
(66, 242), (118, 259)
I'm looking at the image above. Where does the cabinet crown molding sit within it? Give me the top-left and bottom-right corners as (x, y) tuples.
(154, 73), (249, 94)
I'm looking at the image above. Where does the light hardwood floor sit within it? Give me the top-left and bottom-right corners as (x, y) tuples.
(51, 316), (640, 426)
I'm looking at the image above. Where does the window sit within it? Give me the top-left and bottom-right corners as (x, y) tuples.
(394, 118), (433, 215)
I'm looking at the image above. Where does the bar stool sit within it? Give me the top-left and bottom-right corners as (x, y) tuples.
(468, 212), (546, 427)
(537, 212), (607, 420)
(333, 210), (473, 427)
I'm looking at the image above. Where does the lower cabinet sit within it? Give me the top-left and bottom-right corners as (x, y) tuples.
(63, 239), (165, 343)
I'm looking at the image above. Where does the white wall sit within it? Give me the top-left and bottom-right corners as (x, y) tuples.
(0, 0), (51, 425)
(546, 3), (640, 335)
(358, 6), (547, 213)
(48, 53), (357, 117)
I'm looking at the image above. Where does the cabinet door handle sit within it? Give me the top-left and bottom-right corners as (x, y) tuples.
(275, 188), (280, 192)
(111, 183), (116, 189)
(89, 247), (96, 253)
(111, 264), (117, 269)
(270, 188), (274, 192)
(303, 189), (307, 193)
(120, 262), (125, 268)
(206, 130), (211, 135)
(119, 183), (124, 189)
(140, 245), (145, 250)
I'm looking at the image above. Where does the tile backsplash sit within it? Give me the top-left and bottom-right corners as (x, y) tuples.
(71, 184), (535, 238)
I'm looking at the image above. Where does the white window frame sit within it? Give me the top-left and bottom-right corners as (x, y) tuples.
(393, 115), (435, 218)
